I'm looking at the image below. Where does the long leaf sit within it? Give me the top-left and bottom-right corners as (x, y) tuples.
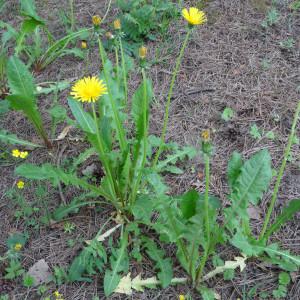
(104, 231), (128, 296)
(15, 163), (111, 200)
(68, 97), (96, 134)
(6, 55), (35, 99)
(232, 149), (272, 206)
(0, 129), (42, 148)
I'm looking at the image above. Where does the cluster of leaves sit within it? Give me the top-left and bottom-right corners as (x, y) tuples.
(116, 0), (178, 46)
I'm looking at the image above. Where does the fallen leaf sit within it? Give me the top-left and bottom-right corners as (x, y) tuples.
(85, 224), (121, 244)
(55, 125), (73, 141)
(115, 273), (132, 295)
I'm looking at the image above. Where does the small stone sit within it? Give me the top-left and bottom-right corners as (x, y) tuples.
(27, 259), (52, 286)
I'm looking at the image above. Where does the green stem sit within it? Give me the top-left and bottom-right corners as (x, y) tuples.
(118, 36), (128, 106)
(152, 29), (191, 167)
(69, 0), (74, 31)
(259, 101), (300, 240)
(91, 103), (117, 202)
(204, 154), (211, 245)
(115, 46), (120, 87)
(98, 38), (127, 152)
(195, 248), (209, 287)
(194, 154), (211, 286)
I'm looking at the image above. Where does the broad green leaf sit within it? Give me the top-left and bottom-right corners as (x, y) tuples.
(142, 237), (173, 288)
(104, 232), (128, 296)
(131, 78), (153, 141)
(232, 149), (272, 206)
(227, 151), (243, 189)
(15, 163), (110, 199)
(6, 94), (44, 136)
(68, 97), (96, 134)
(179, 189), (199, 219)
(132, 194), (154, 224)
(20, 0), (44, 23)
(0, 129), (42, 147)
(264, 199), (300, 239)
(7, 56), (35, 99)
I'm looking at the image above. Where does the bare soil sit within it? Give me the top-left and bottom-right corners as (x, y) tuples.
(0, 0), (299, 299)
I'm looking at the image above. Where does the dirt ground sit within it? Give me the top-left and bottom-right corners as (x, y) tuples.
(0, 0), (300, 299)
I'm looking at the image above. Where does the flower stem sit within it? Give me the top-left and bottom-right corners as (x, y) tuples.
(194, 153), (211, 286)
(91, 103), (117, 203)
(204, 154), (211, 245)
(152, 29), (191, 167)
(98, 38), (127, 152)
(259, 101), (300, 240)
(118, 37), (128, 106)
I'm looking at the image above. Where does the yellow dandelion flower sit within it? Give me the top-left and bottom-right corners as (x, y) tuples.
(12, 149), (21, 157)
(92, 15), (101, 26)
(14, 243), (22, 251)
(182, 7), (207, 26)
(138, 46), (147, 59)
(17, 180), (25, 189)
(19, 151), (28, 159)
(179, 295), (185, 300)
(70, 76), (107, 103)
(201, 129), (210, 142)
(81, 41), (87, 49)
(53, 291), (63, 298)
(113, 19), (121, 30)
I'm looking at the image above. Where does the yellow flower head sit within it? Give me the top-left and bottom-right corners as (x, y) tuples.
(14, 243), (22, 251)
(113, 19), (121, 30)
(182, 7), (207, 26)
(53, 291), (63, 298)
(12, 149), (21, 157)
(179, 295), (185, 300)
(201, 129), (210, 142)
(92, 15), (102, 26)
(70, 76), (107, 103)
(81, 41), (87, 49)
(20, 151), (28, 159)
(17, 180), (25, 189)
(139, 46), (147, 59)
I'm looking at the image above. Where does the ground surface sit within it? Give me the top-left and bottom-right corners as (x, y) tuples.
(0, 0), (300, 299)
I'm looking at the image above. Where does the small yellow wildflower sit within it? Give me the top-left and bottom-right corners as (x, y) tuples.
(19, 151), (28, 159)
(113, 19), (121, 30)
(70, 76), (107, 103)
(14, 243), (22, 251)
(179, 295), (185, 300)
(53, 291), (63, 298)
(92, 15), (101, 26)
(182, 7), (207, 26)
(12, 149), (21, 157)
(138, 46), (147, 59)
(201, 129), (210, 142)
(17, 180), (25, 189)
(81, 41), (87, 49)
